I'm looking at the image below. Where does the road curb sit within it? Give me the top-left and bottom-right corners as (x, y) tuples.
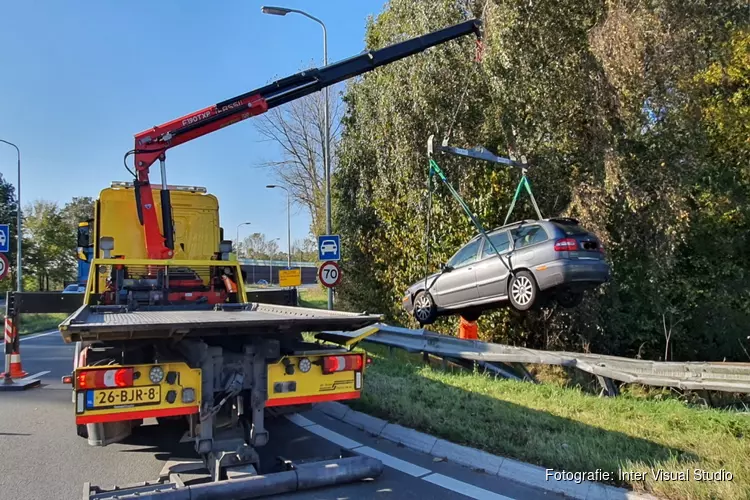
(314, 401), (660, 500)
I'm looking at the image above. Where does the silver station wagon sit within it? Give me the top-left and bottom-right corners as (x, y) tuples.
(403, 218), (610, 325)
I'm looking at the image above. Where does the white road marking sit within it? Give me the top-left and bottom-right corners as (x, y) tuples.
(424, 473), (516, 500)
(303, 424), (362, 450)
(355, 446), (431, 478)
(285, 413), (315, 428)
(286, 414), (519, 499)
(19, 330), (59, 342)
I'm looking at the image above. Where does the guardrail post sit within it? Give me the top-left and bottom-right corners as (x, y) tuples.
(596, 376), (619, 397)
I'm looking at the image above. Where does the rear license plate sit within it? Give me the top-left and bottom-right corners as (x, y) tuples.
(87, 386), (161, 409)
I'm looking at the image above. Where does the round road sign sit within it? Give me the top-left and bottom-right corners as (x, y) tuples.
(0, 254), (8, 280)
(318, 261), (341, 288)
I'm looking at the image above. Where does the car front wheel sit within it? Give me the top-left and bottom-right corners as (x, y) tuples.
(508, 271), (538, 311)
(412, 291), (438, 325)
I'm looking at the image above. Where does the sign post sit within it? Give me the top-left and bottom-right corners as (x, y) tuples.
(317, 235), (341, 310)
(318, 261), (341, 288)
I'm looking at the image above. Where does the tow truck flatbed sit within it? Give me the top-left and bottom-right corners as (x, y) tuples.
(59, 303), (382, 343)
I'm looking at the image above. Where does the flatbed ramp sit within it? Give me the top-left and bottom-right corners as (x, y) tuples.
(60, 303), (382, 342)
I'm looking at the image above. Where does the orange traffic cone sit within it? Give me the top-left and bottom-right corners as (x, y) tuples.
(458, 316), (479, 340)
(1, 316), (28, 379)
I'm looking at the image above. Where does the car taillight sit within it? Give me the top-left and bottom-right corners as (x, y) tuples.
(76, 368), (134, 389)
(322, 355), (364, 374)
(554, 238), (578, 251)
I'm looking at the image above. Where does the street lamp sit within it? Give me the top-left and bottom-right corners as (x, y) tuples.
(261, 5), (333, 310)
(269, 237), (280, 284)
(236, 221), (251, 257)
(0, 140), (21, 291)
(266, 185), (291, 269)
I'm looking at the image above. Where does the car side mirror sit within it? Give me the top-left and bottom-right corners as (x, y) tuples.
(441, 263), (453, 273)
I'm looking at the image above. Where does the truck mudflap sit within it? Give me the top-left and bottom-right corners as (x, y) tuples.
(83, 448), (384, 499)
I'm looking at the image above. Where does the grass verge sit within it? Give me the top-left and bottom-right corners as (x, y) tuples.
(351, 345), (749, 500)
(298, 287), (328, 309)
(298, 294), (749, 499)
(18, 313), (68, 335)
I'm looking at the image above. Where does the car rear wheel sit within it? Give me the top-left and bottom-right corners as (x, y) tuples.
(413, 291), (438, 325)
(508, 271), (538, 311)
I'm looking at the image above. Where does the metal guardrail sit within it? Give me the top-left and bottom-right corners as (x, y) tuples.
(319, 324), (750, 395)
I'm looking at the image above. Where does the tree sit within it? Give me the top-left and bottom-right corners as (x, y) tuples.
(23, 200), (76, 290)
(254, 81), (346, 237)
(239, 232), (281, 260)
(291, 237), (317, 261)
(61, 196), (95, 228)
(334, 0), (750, 361)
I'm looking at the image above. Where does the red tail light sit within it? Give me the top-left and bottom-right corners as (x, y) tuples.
(554, 238), (578, 251)
(322, 355), (364, 374)
(77, 368), (134, 389)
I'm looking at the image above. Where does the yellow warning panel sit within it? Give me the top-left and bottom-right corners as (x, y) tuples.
(279, 268), (302, 287)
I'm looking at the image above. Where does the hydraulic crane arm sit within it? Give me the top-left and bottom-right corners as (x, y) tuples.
(129, 18), (483, 259)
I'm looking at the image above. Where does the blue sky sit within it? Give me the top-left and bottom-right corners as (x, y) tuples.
(0, 0), (385, 246)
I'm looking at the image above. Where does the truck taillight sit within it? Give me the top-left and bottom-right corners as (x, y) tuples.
(322, 355), (363, 374)
(77, 368), (134, 389)
(554, 238), (578, 251)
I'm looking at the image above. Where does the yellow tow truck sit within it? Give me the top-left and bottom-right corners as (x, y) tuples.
(50, 18), (483, 497)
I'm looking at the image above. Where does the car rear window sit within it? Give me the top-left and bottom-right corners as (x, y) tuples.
(510, 225), (548, 249)
(552, 221), (588, 236)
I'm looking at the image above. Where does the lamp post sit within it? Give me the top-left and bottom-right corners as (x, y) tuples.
(261, 5), (332, 310)
(0, 140), (21, 291)
(236, 221), (251, 257)
(266, 185), (291, 269)
(269, 237), (280, 284)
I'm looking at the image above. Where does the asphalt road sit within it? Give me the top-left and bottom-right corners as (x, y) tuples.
(0, 332), (564, 500)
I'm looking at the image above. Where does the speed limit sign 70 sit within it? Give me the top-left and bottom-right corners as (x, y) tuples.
(318, 261), (341, 288)
(0, 253), (8, 280)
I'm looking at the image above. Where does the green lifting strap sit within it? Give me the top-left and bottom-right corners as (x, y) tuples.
(503, 171), (543, 226)
(423, 159), (512, 293)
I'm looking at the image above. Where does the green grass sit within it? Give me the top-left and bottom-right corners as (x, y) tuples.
(351, 346), (749, 500)
(298, 287), (328, 309)
(18, 313), (68, 335)
(298, 293), (749, 499)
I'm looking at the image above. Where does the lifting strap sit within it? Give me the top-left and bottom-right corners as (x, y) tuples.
(423, 158), (513, 293)
(503, 169), (543, 225)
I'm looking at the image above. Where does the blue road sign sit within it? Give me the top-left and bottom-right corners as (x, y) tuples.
(0, 224), (9, 253)
(318, 234), (340, 261)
